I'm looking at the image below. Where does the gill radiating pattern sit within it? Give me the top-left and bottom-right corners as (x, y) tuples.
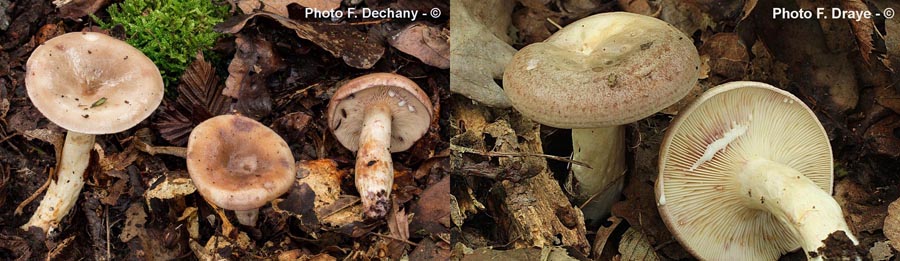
(660, 86), (831, 259)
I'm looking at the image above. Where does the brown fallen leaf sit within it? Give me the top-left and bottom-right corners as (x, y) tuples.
(0, 235), (31, 260)
(460, 246), (581, 260)
(120, 202), (148, 243)
(274, 183), (320, 232)
(223, 34), (281, 118)
(841, 0), (877, 64)
(154, 52), (229, 146)
(618, 228), (661, 261)
(449, 0), (516, 108)
(237, 0), (341, 17)
(144, 171), (196, 208)
(409, 237), (451, 261)
(870, 241), (894, 261)
(58, 0), (109, 19)
(409, 175), (450, 234)
(296, 159), (346, 213)
(592, 216), (624, 260)
(885, 198), (900, 251)
(618, 0), (657, 16)
(272, 112), (313, 142)
(699, 33), (749, 79)
(389, 22), (449, 69)
(865, 115), (900, 157)
(216, 12), (384, 69)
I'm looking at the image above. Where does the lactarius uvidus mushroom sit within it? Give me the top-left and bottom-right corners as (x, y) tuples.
(187, 114), (295, 226)
(656, 81), (858, 260)
(23, 32), (164, 233)
(503, 12), (700, 224)
(327, 73), (433, 218)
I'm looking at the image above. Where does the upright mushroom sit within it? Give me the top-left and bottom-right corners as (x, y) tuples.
(186, 114), (296, 226)
(327, 73), (433, 218)
(656, 81), (858, 260)
(23, 32), (164, 233)
(503, 12), (700, 223)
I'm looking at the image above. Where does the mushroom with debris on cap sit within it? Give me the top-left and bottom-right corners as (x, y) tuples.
(186, 114), (296, 226)
(327, 73), (433, 218)
(22, 32), (164, 233)
(656, 81), (858, 260)
(503, 12), (700, 224)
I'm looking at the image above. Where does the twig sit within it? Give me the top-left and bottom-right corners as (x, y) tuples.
(106, 206), (111, 260)
(371, 232), (418, 246)
(578, 169), (627, 210)
(134, 139), (186, 158)
(0, 132), (19, 144)
(15, 168), (52, 215)
(451, 144), (592, 169)
(546, 18), (563, 30)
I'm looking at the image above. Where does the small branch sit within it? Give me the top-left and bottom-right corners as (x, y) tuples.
(451, 144), (592, 169)
(15, 168), (52, 215)
(371, 232), (418, 246)
(134, 139), (186, 158)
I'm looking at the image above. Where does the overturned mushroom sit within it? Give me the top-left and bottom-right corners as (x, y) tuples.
(503, 12), (700, 224)
(186, 114), (295, 226)
(327, 73), (433, 218)
(656, 81), (858, 260)
(23, 32), (164, 233)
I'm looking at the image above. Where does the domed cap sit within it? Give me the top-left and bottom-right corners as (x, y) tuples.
(503, 12), (700, 129)
(327, 73), (433, 152)
(25, 32), (164, 134)
(655, 81), (833, 259)
(187, 115), (296, 211)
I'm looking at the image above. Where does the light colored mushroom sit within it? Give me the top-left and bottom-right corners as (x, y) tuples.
(327, 73), (433, 218)
(23, 32), (164, 233)
(656, 81), (858, 260)
(503, 12), (700, 224)
(186, 114), (296, 226)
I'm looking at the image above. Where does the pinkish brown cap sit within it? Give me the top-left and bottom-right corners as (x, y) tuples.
(327, 73), (433, 152)
(187, 115), (296, 211)
(25, 32), (164, 134)
(503, 12), (700, 129)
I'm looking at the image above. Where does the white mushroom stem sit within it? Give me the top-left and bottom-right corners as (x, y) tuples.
(234, 209), (259, 226)
(22, 131), (95, 233)
(738, 157), (858, 260)
(356, 104), (394, 218)
(570, 126), (625, 224)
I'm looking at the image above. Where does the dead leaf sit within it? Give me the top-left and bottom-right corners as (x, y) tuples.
(144, 171), (197, 207)
(841, 0), (877, 64)
(237, 0), (341, 17)
(99, 177), (128, 205)
(658, 1), (714, 37)
(618, 228), (661, 261)
(178, 207), (200, 240)
(885, 198), (900, 251)
(0, 235), (31, 260)
(876, 85), (900, 114)
(216, 12), (385, 69)
(319, 195), (363, 227)
(449, 0), (516, 108)
(409, 175), (450, 234)
(222, 34), (280, 118)
(154, 52), (229, 146)
(865, 115), (900, 157)
(389, 22), (449, 69)
(273, 112), (313, 142)
(297, 159), (346, 212)
(409, 237), (451, 261)
(618, 0), (657, 16)
(699, 33), (749, 79)
(387, 201), (410, 242)
(58, 0), (109, 19)
(460, 247), (580, 260)
(120, 202), (148, 243)
(870, 241), (894, 261)
(274, 183), (320, 232)
(593, 216), (624, 259)
(740, 0), (758, 20)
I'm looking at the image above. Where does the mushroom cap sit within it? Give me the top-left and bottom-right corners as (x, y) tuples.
(25, 32), (164, 134)
(655, 81), (833, 260)
(503, 12), (700, 129)
(187, 115), (296, 211)
(327, 73), (434, 152)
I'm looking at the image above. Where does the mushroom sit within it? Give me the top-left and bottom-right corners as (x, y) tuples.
(503, 12), (700, 224)
(655, 81), (858, 260)
(186, 114), (295, 226)
(23, 32), (164, 232)
(327, 73), (433, 218)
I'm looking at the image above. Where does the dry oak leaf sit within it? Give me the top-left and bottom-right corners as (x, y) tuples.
(841, 0), (877, 64)
(237, 0), (341, 17)
(619, 227), (661, 261)
(886, 198), (900, 251)
(216, 12), (384, 69)
(449, 0), (516, 108)
(389, 22), (449, 69)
